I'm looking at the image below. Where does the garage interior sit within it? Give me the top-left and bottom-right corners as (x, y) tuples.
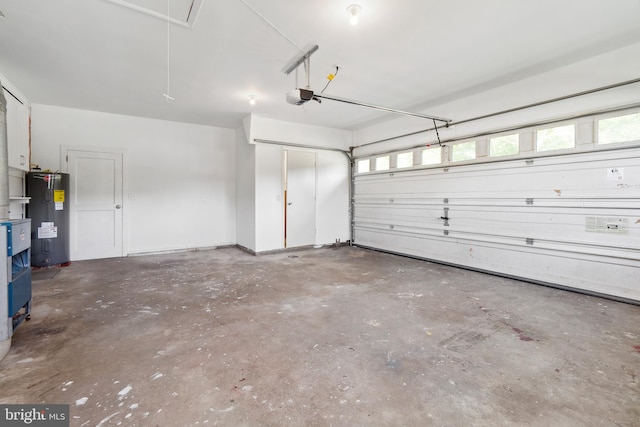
(0, 1), (639, 426)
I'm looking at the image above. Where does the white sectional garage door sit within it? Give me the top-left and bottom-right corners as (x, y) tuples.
(353, 147), (640, 302)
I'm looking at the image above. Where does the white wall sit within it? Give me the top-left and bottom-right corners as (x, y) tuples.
(247, 115), (353, 150)
(30, 104), (237, 255)
(247, 115), (351, 253)
(253, 145), (351, 252)
(255, 144), (284, 252)
(316, 150), (350, 245)
(28, 105), (351, 257)
(353, 41), (640, 157)
(235, 125), (256, 251)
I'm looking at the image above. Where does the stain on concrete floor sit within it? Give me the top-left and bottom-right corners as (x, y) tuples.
(1, 246), (638, 426)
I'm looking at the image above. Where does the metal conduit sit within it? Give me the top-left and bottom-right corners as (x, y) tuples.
(315, 93), (452, 123)
(252, 138), (355, 245)
(352, 77), (640, 151)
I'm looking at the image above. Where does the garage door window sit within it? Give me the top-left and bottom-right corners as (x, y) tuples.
(375, 156), (390, 171)
(490, 134), (519, 157)
(536, 124), (575, 152)
(396, 152), (413, 168)
(357, 159), (370, 173)
(598, 112), (640, 144)
(422, 147), (441, 165)
(451, 141), (476, 162)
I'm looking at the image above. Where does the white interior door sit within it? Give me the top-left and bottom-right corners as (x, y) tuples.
(286, 150), (316, 248)
(66, 150), (123, 260)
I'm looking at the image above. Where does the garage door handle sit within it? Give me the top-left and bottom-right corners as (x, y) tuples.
(116, 205), (122, 209)
(441, 207), (450, 226)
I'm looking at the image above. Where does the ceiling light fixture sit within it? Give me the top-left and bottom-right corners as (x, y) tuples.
(248, 95), (257, 105)
(347, 4), (361, 26)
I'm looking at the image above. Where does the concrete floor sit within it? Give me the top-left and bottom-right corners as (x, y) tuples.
(0, 246), (638, 426)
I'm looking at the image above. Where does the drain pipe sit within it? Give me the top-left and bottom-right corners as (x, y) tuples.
(0, 81), (11, 360)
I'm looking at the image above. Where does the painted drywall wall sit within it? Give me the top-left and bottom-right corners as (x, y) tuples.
(353, 41), (640, 156)
(247, 115), (352, 150)
(316, 150), (350, 245)
(254, 144), (284, 252)
(235, 125), (256, 251)
(253, 144), (350, 253)
(30, 104), (237, 256)
(243, 114), (351, 253)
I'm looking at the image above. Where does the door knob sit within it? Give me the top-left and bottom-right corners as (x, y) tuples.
(287, 202), (293, 206)
(116, 205), (122, 209)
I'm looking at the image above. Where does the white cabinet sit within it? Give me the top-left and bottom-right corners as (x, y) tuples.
(8, 169), (28, 220)
(5, 93), (30, 172)
(2, 75), (31, 220)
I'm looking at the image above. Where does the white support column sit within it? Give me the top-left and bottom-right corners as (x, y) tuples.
(0, 80), (10, 219)
(0, 82), (12, 360)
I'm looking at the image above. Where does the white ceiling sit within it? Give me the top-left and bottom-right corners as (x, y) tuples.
(1, 0), (639, 130)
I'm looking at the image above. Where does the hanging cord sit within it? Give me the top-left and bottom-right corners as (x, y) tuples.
(240, 0), (304, 53)
(162, 0), (175, 101)
(320, 66), (340, 94)
(433, 119), (442, 146)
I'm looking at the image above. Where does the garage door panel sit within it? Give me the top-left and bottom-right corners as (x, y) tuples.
(357, 203), (638, 250)
(354, 228), (639, 301)
(355, 153), (640, 200)
(353, 148), (640, 302)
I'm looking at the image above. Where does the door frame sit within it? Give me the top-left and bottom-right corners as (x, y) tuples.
(61, 145), (128, 258)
